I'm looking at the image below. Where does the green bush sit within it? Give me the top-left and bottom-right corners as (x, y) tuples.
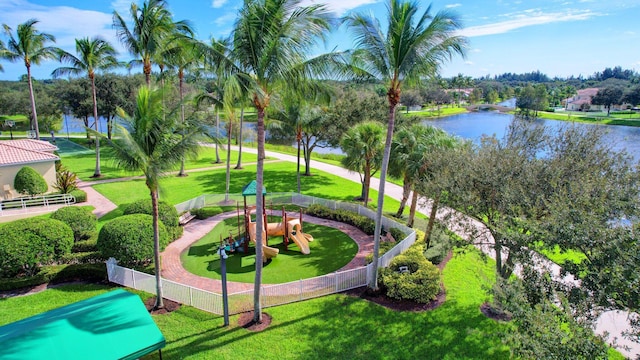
(379, 243), (441, 303)
(424, 226), (452, 265)
(59, 251), (104, 264)
(72, 239), (98, 253)
(193, 206), (225, 220)
(14, 166), (48, 196)
(69, 189), (87, 203)
(123, 199), (181, 240)
(0, 264), (106, 291)
(53, 164), (78, 194)
(51, 206), (97, 242)
(97, 214), (169, 266)
(0, 218), (74, 277)
(306, 204), (376, 235)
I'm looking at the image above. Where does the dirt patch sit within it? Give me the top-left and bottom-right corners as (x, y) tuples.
(480, 302), (512, 322)
(238, 311), (272, 331)
(144, 297), (182, 315)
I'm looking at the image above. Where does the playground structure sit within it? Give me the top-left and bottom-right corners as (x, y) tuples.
(240, 181), (314, 262)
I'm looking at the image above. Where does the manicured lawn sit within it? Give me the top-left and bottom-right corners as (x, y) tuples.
(0, 249), (512, 360)
(536, 243), (587, 265)
(182, 216), (359, 283)
(92, 162), (407, 216)
(59, 145), (260, 181)
(538, 111), (640, 127)
(405, 106), (468, 118)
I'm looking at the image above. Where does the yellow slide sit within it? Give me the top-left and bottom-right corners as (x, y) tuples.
(247, 221), (280, 262)
(287, 219), (313, 255)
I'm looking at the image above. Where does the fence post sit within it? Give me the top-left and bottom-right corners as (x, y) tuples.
(132, 269), (136, 288)
(190, 287), (193, 306)
(299, 279), (303, 301)
(335, 273), (338, 292)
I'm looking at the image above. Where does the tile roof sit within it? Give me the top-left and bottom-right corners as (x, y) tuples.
(0, 140), (59, 167)
(1, 139), (58, 153)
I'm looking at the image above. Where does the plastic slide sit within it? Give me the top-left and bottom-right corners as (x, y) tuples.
(287, 219), (313, 255)
(247, 221), (280, 262)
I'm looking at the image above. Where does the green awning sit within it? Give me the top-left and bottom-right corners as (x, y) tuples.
(0, 289), (165, 360)
(242, 180), (267, 196)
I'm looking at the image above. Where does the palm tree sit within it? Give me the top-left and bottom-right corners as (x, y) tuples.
(344, 0), (467, 290)
(105, 86), (200, 309)
(113, 0), (192, 87)
(0, 40), (5, 72)
(52, 37), (119, 178)
(231, 0), (334, 323)
(340, 121), (385, 205)
(2, 19), (59, 140)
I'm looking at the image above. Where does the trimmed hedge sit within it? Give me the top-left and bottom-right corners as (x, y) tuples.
(69, 189), (87, 203)
(51, 206), (97, 242)
(14, 166), (48, 196)
(123, 199), (182, 240)
(0, 263), (106, 292)
(0, 218), (74, 277)
(193, 206), (226, 220)
(97, 214), (169, 266)
(379, 243), (441, 304)
(306, 204), (376, 234)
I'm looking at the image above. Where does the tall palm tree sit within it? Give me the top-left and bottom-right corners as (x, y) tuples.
(231, 0), (334, 323)
(0, 40), (5, 72)
(112, 0), (192, 87)
(345, 0), (467, 290)
(52, 37), (119, 178)
(105, 86), (200, 309)
(2, 19), (59, 140)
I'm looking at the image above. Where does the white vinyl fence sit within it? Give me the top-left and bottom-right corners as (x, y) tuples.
(108, 193), (416, 315)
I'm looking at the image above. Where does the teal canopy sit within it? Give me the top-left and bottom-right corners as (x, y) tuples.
(242, 180), (267, 196)
(0, 289), (165, 360)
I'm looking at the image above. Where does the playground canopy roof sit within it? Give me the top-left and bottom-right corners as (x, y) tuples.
(0, 289), (165, 360)
(242, 180), (267, 196)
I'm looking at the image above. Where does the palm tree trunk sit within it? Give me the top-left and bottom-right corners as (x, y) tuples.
(178, 71), (187, 177)
(303, 144), (312, 176)
(296, 127), (301, 194)
(424, 191), (441, 249)
(395, 176), (411, 217)
(151, 188), (164, 309)
(225, 120), (232, 202)
(215, 111), (221, 163)
(363, 166), (371, 206)
(91, 76), (101, 178)
(407, 189), (418, 228)
(235, 107), (244, 169)
(144, 60), (152, 88)
(253, 104), (266, 323)
(26, 65), (40, 140)
(369, 98), (398, 291)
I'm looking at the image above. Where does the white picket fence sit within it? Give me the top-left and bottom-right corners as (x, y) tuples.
(107, 193), (416, 315)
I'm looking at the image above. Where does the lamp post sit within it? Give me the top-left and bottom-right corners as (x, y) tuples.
(217, 245), (230, 326)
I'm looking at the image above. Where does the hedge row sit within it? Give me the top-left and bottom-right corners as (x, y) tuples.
(306, 204), (408, 239)
(0, 264), (106, 292)
(123, 199), (182, 240)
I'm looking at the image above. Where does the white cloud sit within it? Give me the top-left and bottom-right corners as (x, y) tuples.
(214, 12), (237, 27)
(111, 0), (132, 16)
(471, 48), (482, 53)
(445, 3), (462, 9)
(300, 0), (379, 15)
(212, 0), (228, 8)
(464, 61), (474, 65)
(460, 10), (596, 37)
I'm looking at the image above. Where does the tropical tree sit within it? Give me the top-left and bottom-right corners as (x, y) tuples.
(113, 0), (192, 87)
(0, 39), (5, 72)
(231, 0), (334, 323)
(104, 86), (200, 309)
(592, 86), (624, 116)
(341, 121), (385, 205)
(344, 0), (467, 290)
(52, 37), (119, 178)
(1, 19), (59, 140)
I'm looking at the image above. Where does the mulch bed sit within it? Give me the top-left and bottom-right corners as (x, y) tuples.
(144, 297), (182, 315)
(237, 311), (272, 331)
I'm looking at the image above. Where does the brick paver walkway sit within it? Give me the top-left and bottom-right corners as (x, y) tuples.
(160, 210), (373, 293)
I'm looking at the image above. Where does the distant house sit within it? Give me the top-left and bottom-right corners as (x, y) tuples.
(565, 88), (603, 111)
(0, 139), (59, 199)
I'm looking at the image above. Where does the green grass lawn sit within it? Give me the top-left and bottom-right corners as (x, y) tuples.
(538, 111), (640, 127)
(59, 145), (261, 181)
(0, 249), (513, 359)
(404, 106), (468, 118)
(182, 216), (358, 283)
(92, 162), (407, 217)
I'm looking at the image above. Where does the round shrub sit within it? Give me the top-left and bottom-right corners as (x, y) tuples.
(69, 189), (88, 203)
(97, 214), (169, 266)
(379, 244), (441, 304)
(0, 218), (74, 277)
(51, 206), (97, 242)
(14, 166), (48, 196)
(122, 199), (182, 240)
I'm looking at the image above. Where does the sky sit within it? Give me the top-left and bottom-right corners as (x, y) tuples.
(0, 0), (638, 81)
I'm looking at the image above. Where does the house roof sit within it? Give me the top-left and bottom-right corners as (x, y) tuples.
(0, 140), (59, 167)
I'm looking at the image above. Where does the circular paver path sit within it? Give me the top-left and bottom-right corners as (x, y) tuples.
(160, 210), (373, 293)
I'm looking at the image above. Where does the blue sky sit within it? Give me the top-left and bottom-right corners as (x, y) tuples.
(0, 0), (638, 81)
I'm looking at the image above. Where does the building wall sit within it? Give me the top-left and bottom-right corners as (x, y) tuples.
(0, 161), (57, 197)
